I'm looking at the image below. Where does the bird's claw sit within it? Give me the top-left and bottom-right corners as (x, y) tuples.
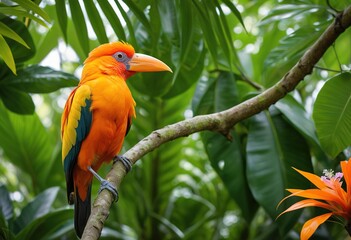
(88, 166), (119, 202)
(113, 155), (132, 172)
(98, 179), (119, 202)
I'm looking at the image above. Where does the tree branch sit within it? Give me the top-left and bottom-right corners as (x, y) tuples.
(81, 5), (351, 239)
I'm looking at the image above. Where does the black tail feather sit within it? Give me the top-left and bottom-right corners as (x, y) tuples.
(74, 184), (92, 238)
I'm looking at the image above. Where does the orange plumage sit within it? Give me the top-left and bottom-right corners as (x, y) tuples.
(61, 42), (171, 237)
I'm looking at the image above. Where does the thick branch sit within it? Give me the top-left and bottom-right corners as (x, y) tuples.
(81, 5), (351, 239)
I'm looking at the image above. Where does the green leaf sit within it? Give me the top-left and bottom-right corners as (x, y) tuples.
(83, 0), (109, 44)
(192, 70), (255, 221)
(11, 0), (50, 24)
(64, 17), (87, 61)
(265, 27), (323, 68)
(55, 0), (68, 42)
(192, 71), (239, 115)
(0, 34), (15, 74)
(1, 17), (35, 63)
(275, 94), (319, 145)
(263, 26), (324, 87)
(246, 109), (313, 234)
(192, 75), (216, 115)
(0, 86), (34, 114)
(15, 208), (73, 239)
(202, 131), (258, 222)
(98, 0), (126, 40)
(211, 0), (236, 68)
(313, 72), (351, 158)
(13, 187), (59, 234)
(0, 6), (48, 27)
(68, 0), (89, 56)
(0, 185), (13, 221)
(122, 0), (151, 32)
(159, 1), (206, 99)
(164, 42), (205, 99)
(179, 0), (193, 62)
(28, 6), (60, 64)
(192, 1), (218, 64)
(0, 21), (29, 48)
(0, 104), (54, 189)
(114, 0), (137, 45)
(0, 65), (78, 93)
(259, 4), (324, 26)
(221, 0), (246, 31)
(149, 1), (161, 47)
(157, 0), (179, 43)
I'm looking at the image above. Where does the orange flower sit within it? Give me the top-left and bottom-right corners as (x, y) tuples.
(278, 160), (351, 240)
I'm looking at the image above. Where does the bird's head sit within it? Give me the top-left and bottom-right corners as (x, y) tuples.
(82, 42), (172, 80)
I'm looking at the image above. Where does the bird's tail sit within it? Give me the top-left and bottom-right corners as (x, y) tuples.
(74, 183), (92, 238)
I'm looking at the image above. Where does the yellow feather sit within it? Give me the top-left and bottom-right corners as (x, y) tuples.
(61, 85), (92, 162)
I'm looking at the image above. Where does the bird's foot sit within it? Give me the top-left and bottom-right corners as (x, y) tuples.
(98, 179), (119, 202)
(87, 166), (118, 202)
(113, 155), (132, 172)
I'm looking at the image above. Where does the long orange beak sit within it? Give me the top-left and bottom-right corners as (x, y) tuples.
(128, 53), (172, 73)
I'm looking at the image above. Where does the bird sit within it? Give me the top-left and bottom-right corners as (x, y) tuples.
(61, 41), (172, 238)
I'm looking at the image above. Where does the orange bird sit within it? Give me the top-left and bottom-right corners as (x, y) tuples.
(61, 42), (172, 237)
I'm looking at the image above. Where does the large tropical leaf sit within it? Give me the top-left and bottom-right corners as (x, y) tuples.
(162, 7), (206, 99)
(0, 86), (34, 114)
(11, 0), (50, 24)
(0, 5), (47, 27)
(0, 0), (47, 74)
(28, 5), (61, 64)
(313, 72), (351, 158)
(0, 16), (34, 75)
(0, 21), (29, 74)
(13, 187), (59, 234)
(83, 0), (108, 44)
(246, 108), (313, 235)
(263, 26), (325, 87)
(192, 71), (239, 114)
(0, 21), (29, 49)
(68, 0), (89, 56)
(15, 208), (73, 239)
(260, 4), (327, 26)
(0, 65), (77, 114)
(55, 0), (68, 41)
(202, 131), (258, 222)
(97, 0), (126, 40)
(0, 65), (78, 93)
(275, 94), (319, 145)
(192, 71), (258, 222)
(1, 17), (35, 63)
(0, 104), (55, 191)
(0, 34), (16, 74)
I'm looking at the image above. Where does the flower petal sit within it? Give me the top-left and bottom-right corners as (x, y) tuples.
(287, 189), (345, 204)
(277, 199), (333, 219)
(341, 160), (351, 198)
(300, 213), (332, 240)
(293, 167), (327, 189)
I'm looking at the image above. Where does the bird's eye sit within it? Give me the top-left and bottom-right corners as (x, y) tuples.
(113, 52), (128, 63)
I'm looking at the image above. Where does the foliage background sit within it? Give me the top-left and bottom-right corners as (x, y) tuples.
(0, 0), (351, 239)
